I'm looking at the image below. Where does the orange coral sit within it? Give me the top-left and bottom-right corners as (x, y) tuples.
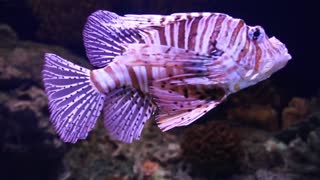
(141, 160), (159, 177)
(282, 97), (310, 129)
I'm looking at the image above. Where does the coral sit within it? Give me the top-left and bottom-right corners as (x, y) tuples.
(118, 122), (182, 179)
(63, 119), (183, 180)
(181, 121), (244, 176)
(141, 160), (159, 176)
(239, 128), (281, 172)
(227, 105), (278, 131)
(225, 81), (285, 131)
(61, 121), (135, 180)
(282, 97), (310, 129)
(274, 112), (320, 144)
(283, 128), (320, 177)
(226, 84), (314, 132)
(0, 85), (65, 180)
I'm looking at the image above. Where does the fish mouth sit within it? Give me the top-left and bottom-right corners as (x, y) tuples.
(269, 36), (292, 61)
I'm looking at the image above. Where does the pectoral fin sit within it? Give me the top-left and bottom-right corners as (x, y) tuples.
(150, 84), (227, 131)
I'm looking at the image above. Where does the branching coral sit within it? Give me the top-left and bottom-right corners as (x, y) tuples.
(181, 121), (243, 176)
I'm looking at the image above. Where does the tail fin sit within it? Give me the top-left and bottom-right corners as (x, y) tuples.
(42, 53), (106, 143)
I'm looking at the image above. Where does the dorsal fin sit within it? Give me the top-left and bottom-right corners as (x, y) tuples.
(83, 10), (142, 67)
(83, 11), (222, 68)
(123, 12), (229, 53)
(123, 12), (214, 28)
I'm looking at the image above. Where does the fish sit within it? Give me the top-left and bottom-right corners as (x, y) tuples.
(42, 10), (292, 143)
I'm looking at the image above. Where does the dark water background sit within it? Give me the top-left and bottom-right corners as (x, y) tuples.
(0, 1), (317, 180)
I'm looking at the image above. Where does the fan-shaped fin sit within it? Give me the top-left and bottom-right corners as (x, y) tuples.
(42, 53), (105, 143)
(103, 87), (157, 143)
(83, 10), (142, 67)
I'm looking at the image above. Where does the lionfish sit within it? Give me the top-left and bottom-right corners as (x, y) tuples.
(42, 10), (291, 143)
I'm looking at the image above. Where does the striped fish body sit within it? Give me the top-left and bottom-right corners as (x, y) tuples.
(42, 10), (291, 144)
(131, 13), (244, 56)
(89, 13), (244, 98)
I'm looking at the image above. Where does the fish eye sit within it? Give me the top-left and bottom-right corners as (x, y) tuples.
(248, 26), (265, 42)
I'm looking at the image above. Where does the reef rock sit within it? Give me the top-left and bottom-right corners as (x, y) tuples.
(0, 24), (89, 180)
(181, 121), (244, 176)
(275, 112), (320, 144)
(227, 105), (279, 131)
(282, 97), (310, 129)
(283, 128), (320, 178)
(0, 24), (18, 48)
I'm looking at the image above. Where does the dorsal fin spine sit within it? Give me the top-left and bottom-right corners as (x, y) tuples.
(83, 10), (142, 68)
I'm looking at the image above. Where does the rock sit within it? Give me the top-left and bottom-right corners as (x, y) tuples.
(227, 105), (279, 131)
(274, 112), (320, 143)
(0, 25), (90, 180)
(282, 128), (320, 178)
(239, 127), (281, 172)
(255, 169), (296, 180)
(181, 121), (244, 176)
(282, 97), (310, 129)
(1, 41), (91, 85)
(0, 24), (18, 48)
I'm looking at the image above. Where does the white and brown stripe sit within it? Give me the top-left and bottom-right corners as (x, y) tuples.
(90, 62), (182, 94)
(90, 12), (278, 97)
(136, 13), (251, 61)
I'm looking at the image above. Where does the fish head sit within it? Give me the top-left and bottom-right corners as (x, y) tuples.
(244, 25), (292, 82)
